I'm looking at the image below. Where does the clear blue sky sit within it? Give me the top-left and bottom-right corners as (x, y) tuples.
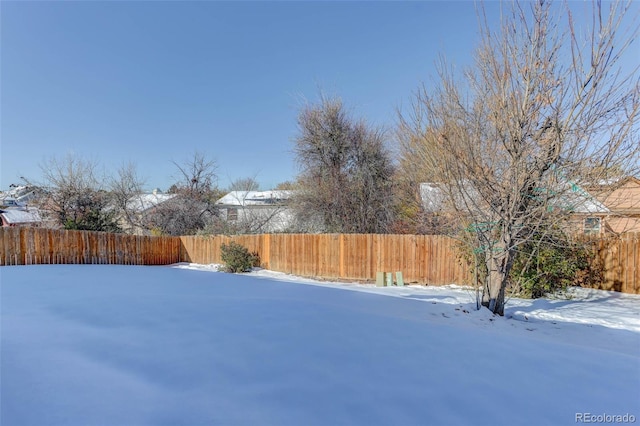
(0, 1), (489, 191)
(1, 1), (636, 191)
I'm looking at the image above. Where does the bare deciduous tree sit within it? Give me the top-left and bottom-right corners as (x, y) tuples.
(293, 95), (395, 233)
(274, 180), (299, 191)
(148, 152), (220, 235)
(108, 162), (147, 234)
(172, 151), (218, 198)
(399, 0), (639, 314)
(38, 154), (121, 232)
(228, 176), (261, 192)
(393, 127), (444, 234)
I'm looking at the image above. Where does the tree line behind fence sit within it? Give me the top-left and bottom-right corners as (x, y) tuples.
(0, 228), (638, 294)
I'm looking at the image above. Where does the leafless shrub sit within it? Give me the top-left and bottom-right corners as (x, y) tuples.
(293, 95), (395, 233)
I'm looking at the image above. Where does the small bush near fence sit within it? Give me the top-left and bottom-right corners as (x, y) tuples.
(510, 235), (601, 298)
(220, 242), (260, 273)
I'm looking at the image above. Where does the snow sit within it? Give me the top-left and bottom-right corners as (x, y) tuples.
(126, 192), (176, 213)
(2, 264), (639, 425)
(0, 208), (42, 225)
(419, 180), (610, 214)
(216, 190), (294, 206)
(0, 186), (38, 205)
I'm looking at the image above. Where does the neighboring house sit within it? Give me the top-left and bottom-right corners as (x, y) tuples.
(118, 190), (177, 235)
(0, 198), (25, 208)
(216, 190), (295, 233)
(127, 190), (177, 215)
(0, 207), (43, 227)
(0, 185), (40, 208)
(562, 183), (611, 235)
(1, 185), (47, 228)
(587, 176), (640, 234)
(419, 180), (611, 235)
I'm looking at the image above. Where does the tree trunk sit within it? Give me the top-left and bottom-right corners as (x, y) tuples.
(482, 244), (513, 316)
(482, 267), (507, 316)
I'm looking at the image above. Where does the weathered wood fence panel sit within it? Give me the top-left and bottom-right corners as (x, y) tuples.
(0, 228), (181, 266)
(585, 233), (640, 294)
(179, 233), (469, 285)
(2, 228), (638, 293)
(175, 233), (640, 292)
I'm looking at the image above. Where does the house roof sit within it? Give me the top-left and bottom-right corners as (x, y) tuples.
(1, 197), (26, 208)
(216, 190), (295, 207)
(592, 176), (640, 188)
(419, 181), (610, 215)
(1, 208), (42, 225)
(585, 176), (640, 214)
(0, 185), (39, 206)
(126, 192), (176, 213)
(561, 183), (610, 214)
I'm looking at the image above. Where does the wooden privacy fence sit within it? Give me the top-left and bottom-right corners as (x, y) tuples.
(1, 228), (639, 293)
(584, 233), (640, 294)
(0, 227), (181, 266)
(180, 233), (640, 292)
(180, 234), (469, 285)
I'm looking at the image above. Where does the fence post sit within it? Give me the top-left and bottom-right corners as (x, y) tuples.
(339, 234), (345, 279)
(263, 234), (270, 269)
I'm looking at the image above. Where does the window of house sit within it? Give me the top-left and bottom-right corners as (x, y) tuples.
(227, 208), (238, 221)
(584, 217), (601, 234)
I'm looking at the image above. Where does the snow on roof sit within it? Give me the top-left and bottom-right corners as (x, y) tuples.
(0, 208), (42, 224)
(127, 193), (176, 213)
(561, 187), (610, 214)
(216, 190), (295, 207)
(0, 185), (39, 205)
(1, 185), (37, 198)
(0, 185), (27, 196)
(0, 197), (26, 208)
(590, 176), (640, 187)
(419, 180), (610, 214)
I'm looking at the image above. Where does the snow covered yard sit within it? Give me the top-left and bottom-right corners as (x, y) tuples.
(1, 264), (639, 426)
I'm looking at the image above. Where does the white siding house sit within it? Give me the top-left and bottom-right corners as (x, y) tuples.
(215, 190), (295, 233)
(118, 190), (177, 235)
